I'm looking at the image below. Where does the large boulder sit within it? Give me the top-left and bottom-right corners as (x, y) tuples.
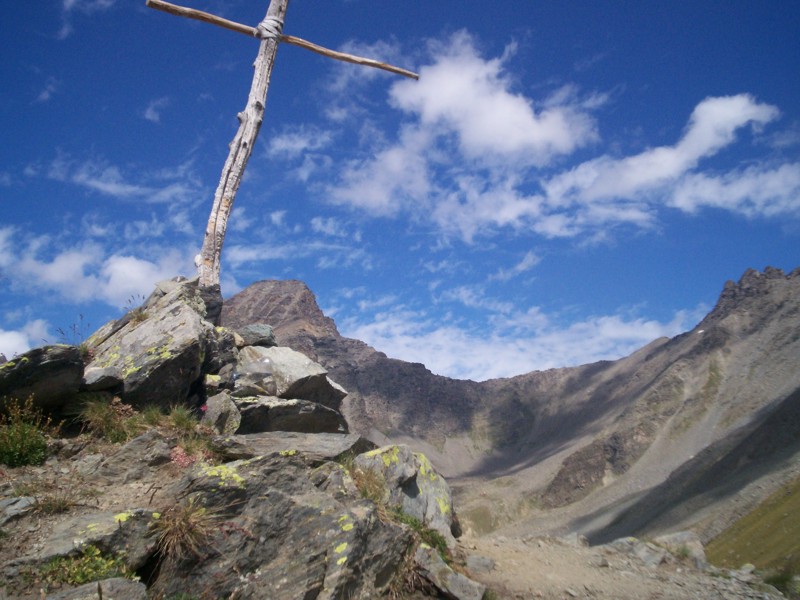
(0, 345), (84, 414)
(236, 346), (347, 411)
(235, 395), (348, 434)
(83, 279), (224, 409)
(208, 431), (376, 463)
(354, 444), (460, 548)
(150, 452), (415, 599)
(415, 543), (486, 600)
(236, 323), (277, 347)
(202, 391), (349, 435)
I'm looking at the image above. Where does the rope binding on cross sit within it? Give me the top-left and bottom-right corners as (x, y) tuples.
(256, 16), (284, 40)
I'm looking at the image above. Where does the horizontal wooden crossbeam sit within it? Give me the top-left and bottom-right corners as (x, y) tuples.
(145, 0), (419, 80)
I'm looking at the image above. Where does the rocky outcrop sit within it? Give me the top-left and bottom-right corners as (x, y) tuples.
(355, 444), (460, 547)
(0, 345), (84, 413)
(1, 277), (483, 599)
(1, 426), (482, 599)
(237, 345), (347, 411)
(82, 278), (225, 410)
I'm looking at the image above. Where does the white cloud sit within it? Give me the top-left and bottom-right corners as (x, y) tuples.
(329, 125), (433, 216)
(341, 305), (693, 381)
(670, 162), (800, 217)
(267, 126), (333, 158)
(0, 228), (192, 308)
(35, 77), (60, 103)
(99, 253), (187, 306)
(544, 94), (780, 206)
(144, 97), (170, 123)
(390, 31), (599, 166)
(0, 320), (51, 359)
(323, 39), (792, 243)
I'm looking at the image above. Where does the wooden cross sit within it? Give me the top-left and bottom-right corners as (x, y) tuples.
(146, 0), (418, 288)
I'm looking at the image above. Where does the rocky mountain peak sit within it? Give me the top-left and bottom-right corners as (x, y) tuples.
(700, 266), (800, 331)
(221, 280), (340, 357)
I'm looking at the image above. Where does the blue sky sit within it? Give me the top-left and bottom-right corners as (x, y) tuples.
(1, 1), (798, 380)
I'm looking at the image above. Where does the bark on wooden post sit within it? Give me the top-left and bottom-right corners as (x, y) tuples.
(198, 0), (289, 288)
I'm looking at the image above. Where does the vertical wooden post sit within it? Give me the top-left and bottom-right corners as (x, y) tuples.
(198, 0), (290, 288)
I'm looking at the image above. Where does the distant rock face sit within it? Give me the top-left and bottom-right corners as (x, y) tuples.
(222, 279), (340, 358)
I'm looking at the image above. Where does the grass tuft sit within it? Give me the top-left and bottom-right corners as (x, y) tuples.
(351, 467), (387, 504)
(151, 496), (220, 561)
(77, 396), (144, 443)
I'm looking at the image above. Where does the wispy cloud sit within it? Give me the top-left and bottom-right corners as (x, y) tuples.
(59, 0), (116, 39)
(339, 299), (697, 380)
(40, 153), (205, 208)
(143, 97), (170, 123)
(35, 77), (60, 103)
(267, 126), (334, 158)
(489, 250), (540, 281)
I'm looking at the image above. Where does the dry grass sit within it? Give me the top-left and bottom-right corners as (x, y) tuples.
(351, 467), (387, 505)
(151, 496), (220, 561)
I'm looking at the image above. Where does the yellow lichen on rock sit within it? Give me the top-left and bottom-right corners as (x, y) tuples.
(200, 463), (246, 489)
(362, 445), (401, 467)
(114, 511), (134, 523)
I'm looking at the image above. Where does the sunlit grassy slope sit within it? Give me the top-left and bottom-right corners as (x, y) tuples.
(706, 474), (800, 572)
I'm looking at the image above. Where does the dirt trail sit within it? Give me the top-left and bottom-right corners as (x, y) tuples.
(459, 533), (783, 600)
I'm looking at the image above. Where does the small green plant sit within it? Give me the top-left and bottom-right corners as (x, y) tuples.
(39, 544), (135, 586)
(167, 404), (198, 436)
(674, 543), (691, 561)
(141, 404), (165, 426)
(77, 396), (144, 443)
(151, 497), (220, 561)
(390, 509), (451, 564)
(0, 396), (54, 467)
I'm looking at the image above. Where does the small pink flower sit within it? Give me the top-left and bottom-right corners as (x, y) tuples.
(200, 404), (208, 413)
(170, 446), (196, 468)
